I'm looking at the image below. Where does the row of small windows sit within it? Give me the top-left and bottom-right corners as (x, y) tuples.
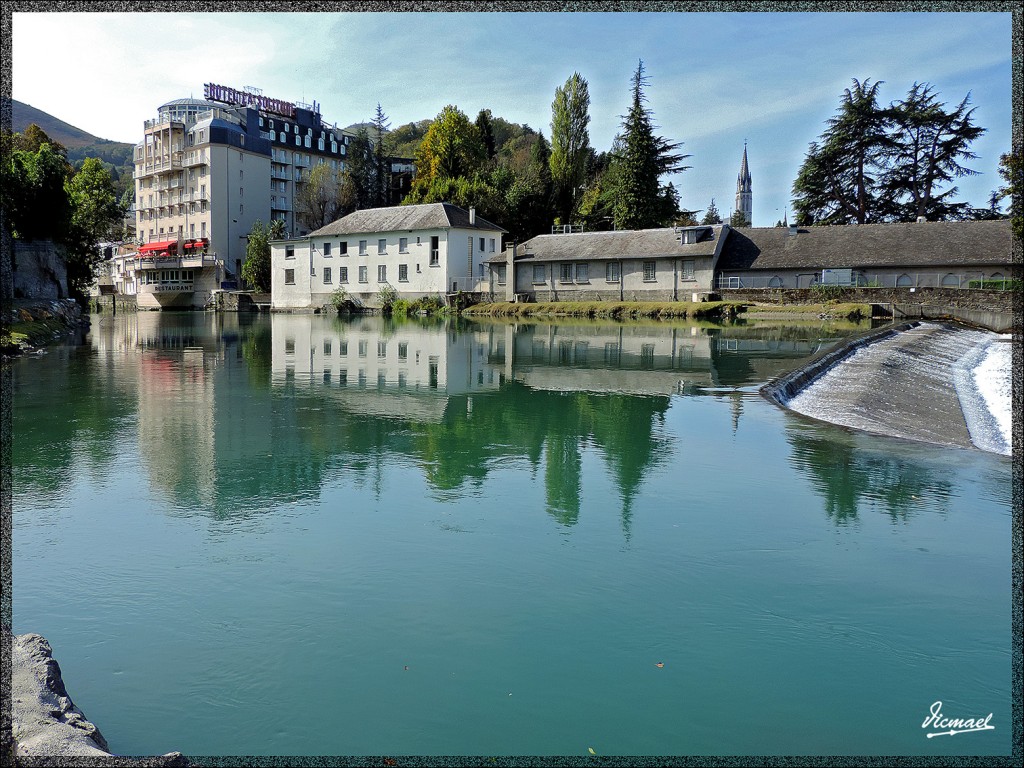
(285, 235), (447, 267)
(527, 260), (693, 285)
(285, 264), (419, 285)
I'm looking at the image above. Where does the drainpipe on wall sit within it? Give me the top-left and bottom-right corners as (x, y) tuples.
(506, 242), (516, 302)
(619, 260), (624, 301)
(673, 259), (678, 301)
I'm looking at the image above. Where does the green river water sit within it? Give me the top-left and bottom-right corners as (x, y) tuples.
(9, 311), (1013, 757)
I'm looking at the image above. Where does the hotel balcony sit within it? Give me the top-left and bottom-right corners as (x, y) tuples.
(135, 253), (217, 271)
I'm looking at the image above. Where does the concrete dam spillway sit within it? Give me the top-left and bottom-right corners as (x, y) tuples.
(765, 322), (1012, 456)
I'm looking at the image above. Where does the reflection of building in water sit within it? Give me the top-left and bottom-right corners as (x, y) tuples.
(270, 315), (508, 421)
(498, 322), (719, 395)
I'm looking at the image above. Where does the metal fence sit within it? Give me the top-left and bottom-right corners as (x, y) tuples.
(715, 272), (1019, 290)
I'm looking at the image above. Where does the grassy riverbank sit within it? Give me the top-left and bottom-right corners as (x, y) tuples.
(2, 300), (87, 355)
(741, 302), (871, 321)
(464, 300), (744, 320)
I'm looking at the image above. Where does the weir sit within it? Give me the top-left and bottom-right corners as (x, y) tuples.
(762, 321), (1010, 453)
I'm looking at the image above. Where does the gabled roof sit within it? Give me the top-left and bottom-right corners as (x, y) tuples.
(717, 220), (1013, 271)
(309, 203), (506, 237)
(507, 225), (727, 263)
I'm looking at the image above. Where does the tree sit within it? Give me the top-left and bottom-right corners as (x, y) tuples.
(730, 210), (749, 227)
(701, 198), (722, 225)
(371, 103), (393, 208)
(792, 78), (891, 225)
(63, 158), (124, 298)
(549, 72), (591, 224)
(475, 109), (497, 162)
(296, 162), (344, 231)
(998, 150), (1022, 243)
(882, 83), (985, 221)
(612, 61), (690, 230)
(241, 220), (272, 292)
(338, 129), (375, 215)
(408, 105), (486, 198)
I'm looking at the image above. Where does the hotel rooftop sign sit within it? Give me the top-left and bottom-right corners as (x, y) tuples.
(204, 83), (296, 118)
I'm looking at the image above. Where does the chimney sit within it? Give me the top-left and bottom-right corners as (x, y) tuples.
(788, 224), (798, 236)
(916, 216), (927, 223)
(469, 206), (476, 225)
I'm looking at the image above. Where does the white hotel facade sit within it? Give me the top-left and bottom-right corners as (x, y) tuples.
(271, 203), (507, 310)
(129, 84), (358, 307)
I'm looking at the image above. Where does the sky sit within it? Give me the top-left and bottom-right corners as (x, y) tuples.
(10, 7), (1015, 226)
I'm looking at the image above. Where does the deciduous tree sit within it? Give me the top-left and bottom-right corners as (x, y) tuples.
(296, 162), (344, 231)
(408, 105), (486, 198)
(242, 220), (272, 292)
(549, 72), (591, 224)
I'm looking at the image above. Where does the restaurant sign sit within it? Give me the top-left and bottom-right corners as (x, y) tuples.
(204, 83), (296, 118)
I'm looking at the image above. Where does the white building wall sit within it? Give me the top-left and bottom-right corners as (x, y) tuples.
(273, 224), (503, 309)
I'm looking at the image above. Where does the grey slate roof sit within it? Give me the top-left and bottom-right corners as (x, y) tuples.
(500, 226), (725, 264)
(309, 203), (506, 237)
(716, 220), (1013, 271)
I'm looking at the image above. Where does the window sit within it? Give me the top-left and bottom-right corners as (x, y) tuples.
(398, 342), (408, 360)
(768, 275), (783, 288)
(323, 242), (332, 256)
(480, 237), (486, 252)
(533, 265), (546, 284)
(559, 263), (573, 283)
(284, 269), (295, 285)
(681, 229), (699, 244)
(339, 267), (348, 283)
(378, 265), (387, 282)
(575, 263), (589, 283)
(339, 242), (348, 255)
(304, 136), (310, 148)
(295, 135), (301, 146)
(941, 273), (959, 287)
(324, 340), (332, 355)
(490, 238), (496, 252)
(359, 240), (368, 255)
(497, 264), (507, 285)
(359, 266), (368, 283)
(643, 261), (657, 282)
(399, 237), (408, 253)
(285, 246), (295, 260)
(378, 341), (387, 358)
(323, 267), (332, 284)
(378, 239), (387, 254)
(430, 236), (440, 266)
(681, 260), (695, 280)
(606, 262), (620, 282)
(398, 264), (408, 282)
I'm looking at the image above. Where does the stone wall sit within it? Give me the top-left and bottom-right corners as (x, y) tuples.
(93, 294), (138, 313)
(13, 240), (69, 300)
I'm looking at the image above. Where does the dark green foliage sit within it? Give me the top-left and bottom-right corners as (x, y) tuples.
(372, 104), (393, 208)
(701, 198), (723, 225)
(612, 61), (690, 230)
(793, 79), (987, 224)
(338, 129), (376, 215)
(475, 109), (497, 161)
(549, 72), (591, 225)
(997, 150), (1022, 243)
(242, 220), (272, 292)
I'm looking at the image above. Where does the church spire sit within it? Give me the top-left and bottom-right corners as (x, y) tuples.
(735, 143), (752, 226)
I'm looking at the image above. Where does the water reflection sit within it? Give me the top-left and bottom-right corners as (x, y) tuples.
(16, 311), (996, 533)
(784, 419), (956, 524)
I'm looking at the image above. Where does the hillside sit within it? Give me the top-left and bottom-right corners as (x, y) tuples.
(12, 99), (109, 149)
(12, 99), (135, 193)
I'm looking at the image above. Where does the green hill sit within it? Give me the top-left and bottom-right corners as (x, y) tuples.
(12, 99), (135, 194)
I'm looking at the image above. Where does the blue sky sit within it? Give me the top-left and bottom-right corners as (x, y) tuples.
(12, 9), (1013, 226)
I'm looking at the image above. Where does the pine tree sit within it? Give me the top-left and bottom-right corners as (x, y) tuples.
(701, 198), (722, 225)
(612, 61), (690, 230)
(371, 104), (392, 208)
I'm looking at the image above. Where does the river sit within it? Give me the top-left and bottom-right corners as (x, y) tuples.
(9, 311), (1013, 757)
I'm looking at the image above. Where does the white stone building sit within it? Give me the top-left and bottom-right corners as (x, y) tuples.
(271, 203), (506, 310)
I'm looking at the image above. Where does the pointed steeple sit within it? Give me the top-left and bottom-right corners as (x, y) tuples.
(735, 143), (753, 226)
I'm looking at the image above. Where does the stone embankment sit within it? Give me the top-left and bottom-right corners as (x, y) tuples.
(6, 627), (187, 764)
(3, 299), (90, 356)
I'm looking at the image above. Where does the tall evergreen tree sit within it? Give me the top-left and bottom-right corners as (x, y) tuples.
(792, 78), (891, 224)
(549, 72), (591, 225)
(338, 129), (375, 214)
(882, 83), (985, 221)
(371, 103), (393, 208)
(613, 61), (689, 230)
(475, 108), (497, 162)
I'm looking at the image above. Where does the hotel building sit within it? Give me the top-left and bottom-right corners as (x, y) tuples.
(131, 84), (357, 306)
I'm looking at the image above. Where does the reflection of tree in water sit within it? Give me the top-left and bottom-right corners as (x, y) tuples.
(12, 346), (136, 501)
(411, 384), (671, 535)
(786, 422), (953, 524)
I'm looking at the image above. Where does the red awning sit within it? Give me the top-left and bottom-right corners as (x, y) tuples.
(139, 240), (179, 253)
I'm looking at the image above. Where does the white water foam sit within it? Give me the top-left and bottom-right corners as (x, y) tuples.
(971, 337), (1012, 455)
